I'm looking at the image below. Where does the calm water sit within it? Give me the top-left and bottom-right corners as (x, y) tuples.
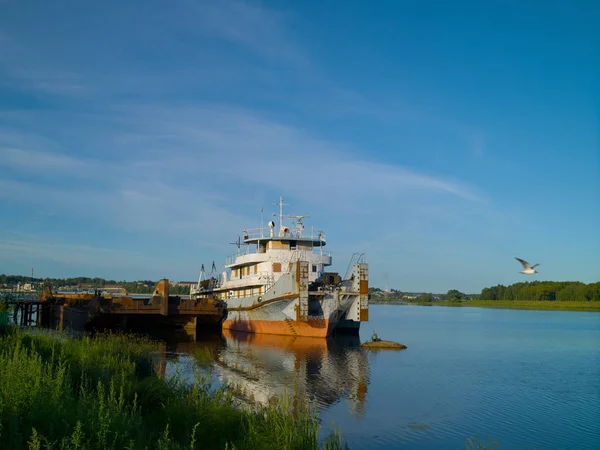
(161, 305), (600, 450)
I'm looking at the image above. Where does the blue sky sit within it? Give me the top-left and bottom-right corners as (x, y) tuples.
(0, 0), (598, 293)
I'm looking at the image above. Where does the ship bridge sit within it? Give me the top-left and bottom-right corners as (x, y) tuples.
(243, 196), (326, 246)
(224, 197), (331, 269)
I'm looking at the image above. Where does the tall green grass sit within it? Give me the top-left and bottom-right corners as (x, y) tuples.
(0, 329), (347, 450)
(0, 296), (10, 312)
(461, 300), (600, 312)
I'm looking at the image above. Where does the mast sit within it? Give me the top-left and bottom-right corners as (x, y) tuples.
(260, 207), (264, 238)
(278, 196), (284, 234)
(273, 196), (288, 237)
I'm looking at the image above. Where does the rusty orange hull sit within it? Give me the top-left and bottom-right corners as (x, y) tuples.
(222, 318), (334, 337)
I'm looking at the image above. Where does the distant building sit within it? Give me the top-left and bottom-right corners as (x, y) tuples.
(103, 284), (126, 294)
(16, 283), (34, 292)
(170, 281), (197, 287)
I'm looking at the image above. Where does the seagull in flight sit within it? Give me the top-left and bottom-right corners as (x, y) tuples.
(515, 257), (539, 275)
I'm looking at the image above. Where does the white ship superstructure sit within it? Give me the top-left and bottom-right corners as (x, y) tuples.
(191, 197), (368, 337)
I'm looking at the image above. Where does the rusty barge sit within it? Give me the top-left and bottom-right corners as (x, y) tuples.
(5, 279), (224, 337)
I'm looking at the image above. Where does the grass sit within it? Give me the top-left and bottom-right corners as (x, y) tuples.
(0, 328), (347, 450)
(372, 299), (600, 312)
(0, 297), (10, 312)
(459, 300), (600, 312)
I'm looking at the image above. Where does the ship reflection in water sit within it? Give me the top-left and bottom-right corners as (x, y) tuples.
(218, 330), (370, 415)
(160, 330), (370, 417)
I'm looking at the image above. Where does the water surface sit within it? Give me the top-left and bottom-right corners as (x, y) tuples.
(162, 305), (600, 450)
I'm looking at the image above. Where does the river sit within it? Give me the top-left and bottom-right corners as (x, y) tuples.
(159, 305), (600, 450)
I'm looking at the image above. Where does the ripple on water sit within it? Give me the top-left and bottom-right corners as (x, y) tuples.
(168, 306), (600, 450)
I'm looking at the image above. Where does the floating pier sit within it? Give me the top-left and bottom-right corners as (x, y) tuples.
(3, 279), (225, 337)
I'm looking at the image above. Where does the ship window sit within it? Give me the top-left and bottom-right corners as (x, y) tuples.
(312, 265), (317, 273)
(254, 265), (258, 274)
(273, 262), (281, 272)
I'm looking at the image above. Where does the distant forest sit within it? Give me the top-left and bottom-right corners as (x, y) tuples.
(370, 280), (600, 303)
(0, 275), (192, 295)
(479, 281), (600, 302)
(2, 275), (599, 301)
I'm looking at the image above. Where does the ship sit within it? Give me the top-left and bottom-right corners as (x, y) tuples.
(190, 196), (369, 338)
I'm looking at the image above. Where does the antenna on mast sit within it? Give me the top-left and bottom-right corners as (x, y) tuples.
(260, 208), (264, 238)
(230, 235), (241, 255)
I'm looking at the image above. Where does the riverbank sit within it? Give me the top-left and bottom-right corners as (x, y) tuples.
(0, 328), (346, 450)
(370, 299), (600, 312)
(458, 300), (600, 312)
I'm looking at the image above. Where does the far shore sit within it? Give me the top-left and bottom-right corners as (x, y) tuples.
(370, 299), (600, 312)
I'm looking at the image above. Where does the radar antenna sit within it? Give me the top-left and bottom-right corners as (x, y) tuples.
(288, 214), (310, 238)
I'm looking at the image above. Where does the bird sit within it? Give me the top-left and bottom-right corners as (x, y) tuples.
(515, 257), (539, 275)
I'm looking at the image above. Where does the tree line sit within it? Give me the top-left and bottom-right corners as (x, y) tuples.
(479, 281), (600, 302)
(0, 275), (128, 287)
(368, 281), (600, 304)
(0, 275), (192, 296)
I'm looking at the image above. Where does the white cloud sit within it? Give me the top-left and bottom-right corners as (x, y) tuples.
(107, 105), (487, 203)
(0, 147), (88, 171)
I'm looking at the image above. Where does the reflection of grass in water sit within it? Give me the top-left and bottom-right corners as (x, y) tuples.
(465, 436), (504, 449)
(0, 328), (347, 449)
(193, 347), (214, 364)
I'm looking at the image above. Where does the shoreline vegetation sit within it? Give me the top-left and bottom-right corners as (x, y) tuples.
(0, 327), (347, 450)
(370, 280), (600, 312)
(371, 298), (600, 312)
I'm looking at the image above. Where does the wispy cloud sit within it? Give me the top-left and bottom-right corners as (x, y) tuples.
(0, 0), (503, 288)
(183, 0), (310, 67)
(0, 234), (141, 267)
(111, 105), (488, 202)
(0, 230), (193, 280)
(0, 147), (88, 171)
(0, 104), (487, 253)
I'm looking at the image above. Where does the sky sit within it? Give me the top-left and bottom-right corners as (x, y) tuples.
(0, 0), (598, 293)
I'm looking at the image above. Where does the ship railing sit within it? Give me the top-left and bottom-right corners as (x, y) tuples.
(226, 250), (253, 266)
(226, 248), (332, 266)
(241, 227), (327, 242)
(259, 272), (276, 293)
(343, 253), (367, 280)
